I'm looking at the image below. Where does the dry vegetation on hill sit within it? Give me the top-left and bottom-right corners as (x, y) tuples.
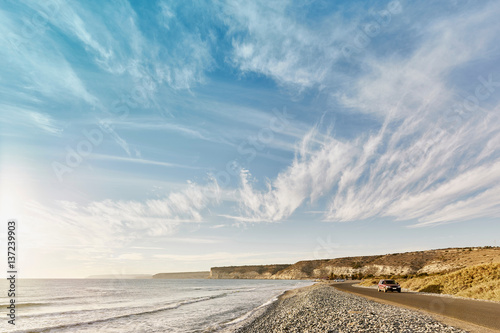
(209, 246), (500, 291)
(360, 263), (500, 301)
(275, 247), (500, 280)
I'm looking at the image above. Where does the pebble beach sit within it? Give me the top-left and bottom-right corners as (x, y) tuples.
(234, 284), (468, 333)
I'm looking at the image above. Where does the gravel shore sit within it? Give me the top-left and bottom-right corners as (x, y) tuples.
(235, 283), (468, 333)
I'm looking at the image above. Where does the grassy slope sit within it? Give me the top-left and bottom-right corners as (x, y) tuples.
(360, 263), (500, 302)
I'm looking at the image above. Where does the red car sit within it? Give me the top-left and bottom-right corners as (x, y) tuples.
(378, 279), (401, 293)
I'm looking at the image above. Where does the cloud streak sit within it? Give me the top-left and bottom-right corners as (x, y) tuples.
(229, 1), (500, 226)
(1, 104), (63, 135)
(3, 1), (500, 278)
(223, 0), (342, 90)
(23, 181), (220, 250)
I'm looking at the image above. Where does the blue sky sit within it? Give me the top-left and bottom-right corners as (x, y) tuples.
(1, 0), (500, 278)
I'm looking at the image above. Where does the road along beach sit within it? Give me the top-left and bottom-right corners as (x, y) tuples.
(233, 283), (469, 333)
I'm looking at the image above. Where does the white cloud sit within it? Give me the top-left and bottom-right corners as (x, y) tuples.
(26, 111), (63, 135)
(90, 154), (209, 170)
(1, 0), (217, 120)
(414, 184), (500, 227)
(228, 2), (500, 226)
(337, 2), (500, 118)
(232, 127), (355, 222)
(0, 4), (98, 105)
(4, 0), (500, 249)
(385, 160), (500, 221)
(232, 105), (500, 225)
(223, 0), (343, 90)
(20, 0), (140, 76)
(1, 104), (63, 135)
(23, 181), (221, 250)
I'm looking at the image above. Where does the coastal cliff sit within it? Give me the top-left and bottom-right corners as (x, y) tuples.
(210, 247), (500, 280)
(209, 264), (291, 279)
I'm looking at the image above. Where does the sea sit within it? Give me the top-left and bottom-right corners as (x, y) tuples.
(0, 279), (313, 333)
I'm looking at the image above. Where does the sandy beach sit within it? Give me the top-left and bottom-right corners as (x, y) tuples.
(232, 283), (467, 333)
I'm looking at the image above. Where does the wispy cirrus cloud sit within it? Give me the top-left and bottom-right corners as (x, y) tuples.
(0, 9), (98, 106)
(90, 154), (210, 170)
(223, 0), (342, 90)
(227, 1), (500, 226)
(337, 2), (500, 119)
(4, 1), (500, 280)
(0, 0), (224, 168)
(1, 0), (218, 125)
(26, 111), (63, 135)
(233, 108), (500, 225)
(228, 128), (355, 222)
(415, 184), (500, 227)
(19, 0), (214, 91)
(1, 105), (63, 136)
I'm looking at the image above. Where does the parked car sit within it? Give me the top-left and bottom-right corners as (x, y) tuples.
(378, 279), (401, 293)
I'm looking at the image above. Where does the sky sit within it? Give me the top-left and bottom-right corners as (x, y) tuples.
(1, 0), (500, 278)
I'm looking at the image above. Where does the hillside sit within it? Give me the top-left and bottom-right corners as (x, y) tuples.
(210, 247), (500, 280)
(209, 264), (291, 279)
(362, 263), (500, 301)
(400, 263), (500, 301)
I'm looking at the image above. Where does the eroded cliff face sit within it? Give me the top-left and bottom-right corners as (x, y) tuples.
(210, 247), (500, 280)
(209, 264), (291, 279)
(273, 264), (416, 280)
(314, 264), (415, 278)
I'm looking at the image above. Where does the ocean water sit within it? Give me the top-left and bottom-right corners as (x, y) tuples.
(0, 279), (313, 333)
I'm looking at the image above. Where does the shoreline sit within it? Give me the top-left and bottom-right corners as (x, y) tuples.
(229, 282), (469, 333)
(216, 282), (316, 332)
